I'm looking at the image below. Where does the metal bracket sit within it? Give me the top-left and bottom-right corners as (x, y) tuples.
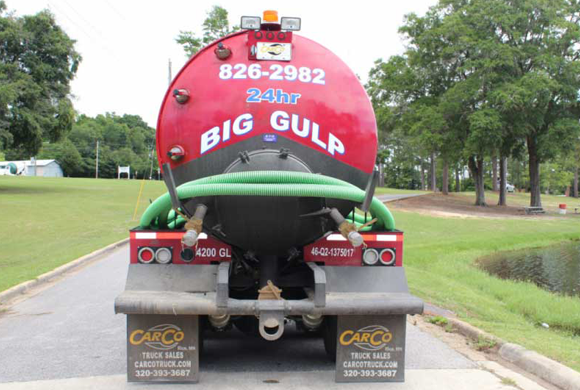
(307, 262), (326, 307)
(299, 207), (331, 219)
(361, 170), (379, 213)
(162, 162), (191, 217)
(216, 262), (230, 308)
(238, 151), (250, 163)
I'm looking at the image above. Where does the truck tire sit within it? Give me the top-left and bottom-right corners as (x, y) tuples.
(323, 316), (337, 361)
(198, 316), (207, 357)
(233, 316), (260, 336)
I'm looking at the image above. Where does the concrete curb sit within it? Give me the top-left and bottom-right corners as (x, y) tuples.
(0, 238), (129, 305)
(425, 313), (580, 390)
(499, 343), (580, 390)
(446, 317), (505, 348)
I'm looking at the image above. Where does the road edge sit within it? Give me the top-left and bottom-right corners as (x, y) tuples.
(432, 314), (580, 390)
(0, 238), (129, 305)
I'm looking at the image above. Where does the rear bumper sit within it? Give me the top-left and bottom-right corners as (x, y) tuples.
(114, 263), (424, 316)
(115, 290), (423, 316)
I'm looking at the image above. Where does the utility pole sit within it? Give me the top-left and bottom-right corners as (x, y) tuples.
(168, 58), (172, 86)
(95, 140), (99, 179)
(148, 147), (154, 180)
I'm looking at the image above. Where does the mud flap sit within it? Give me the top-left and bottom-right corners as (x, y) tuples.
(127, 314), (199, 383)
(335, 315), (406, 383)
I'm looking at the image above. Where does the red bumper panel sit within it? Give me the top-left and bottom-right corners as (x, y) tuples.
(130, 231), (232, 265)
(304, 232), (404, 266)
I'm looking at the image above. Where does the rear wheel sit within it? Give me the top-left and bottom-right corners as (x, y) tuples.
(323, 316), (337, 361)
(233, 316), (260, 336)
(198, 316), (207, 356)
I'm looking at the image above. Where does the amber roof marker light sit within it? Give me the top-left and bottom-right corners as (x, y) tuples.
(263, 10), (279, 23)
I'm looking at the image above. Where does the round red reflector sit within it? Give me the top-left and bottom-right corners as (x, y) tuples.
(379, 249), (396, 266)
(138, 247), (155, 264)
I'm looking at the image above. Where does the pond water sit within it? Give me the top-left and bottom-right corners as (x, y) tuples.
(477, 242), (580, 297)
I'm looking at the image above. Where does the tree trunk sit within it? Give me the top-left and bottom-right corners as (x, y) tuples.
(455, 165), (461, 192)
(573, 166), (578, 198)
(378, 163), (385, 187)
(430, 152), (437, 192)
(492, 154), (498, 192)
(468, 156), (486, 206)
(420, 158), (426, 191)
(528, 137), (542, 207)
(498, 156), (507, 206)
(442, 161), (449, 195)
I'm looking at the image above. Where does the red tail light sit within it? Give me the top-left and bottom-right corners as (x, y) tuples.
(379, 249), (396, 266)
(138, 247), (155, 264)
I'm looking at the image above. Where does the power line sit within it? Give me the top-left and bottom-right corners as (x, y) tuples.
(46, 1), (121, 60)
(61, 0), (107, 39)
(102, 0), (125, 21)
(46, 1), (94, 42)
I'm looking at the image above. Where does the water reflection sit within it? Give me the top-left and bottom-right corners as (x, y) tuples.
(477, 242), (580, 297)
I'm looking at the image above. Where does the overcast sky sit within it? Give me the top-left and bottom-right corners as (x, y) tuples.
(12, 0), (437, 127)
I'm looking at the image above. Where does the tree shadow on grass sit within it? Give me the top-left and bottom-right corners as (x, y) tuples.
(0, 185), (72, 195)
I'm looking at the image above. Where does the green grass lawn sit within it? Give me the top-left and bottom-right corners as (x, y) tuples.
(396, 210), (580, 371)
(0, 176), (166, 293)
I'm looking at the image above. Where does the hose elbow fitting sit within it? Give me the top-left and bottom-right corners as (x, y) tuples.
(181, 204), (207, 247)
(329, 207), (364, 247)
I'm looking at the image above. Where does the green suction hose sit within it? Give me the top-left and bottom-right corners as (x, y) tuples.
(140, 171), (395, 231)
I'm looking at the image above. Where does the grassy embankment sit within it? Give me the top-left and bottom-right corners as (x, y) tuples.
(0, 176), (166, 293)
(394, 200), (580, 372)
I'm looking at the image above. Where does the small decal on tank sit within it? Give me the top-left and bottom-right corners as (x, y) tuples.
(262, 134), (278, 143)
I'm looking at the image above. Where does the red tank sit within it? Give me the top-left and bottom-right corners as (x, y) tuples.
(155, 21), (378, 254)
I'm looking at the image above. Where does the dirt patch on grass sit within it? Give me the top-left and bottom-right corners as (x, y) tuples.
(389, 193), (552, 219)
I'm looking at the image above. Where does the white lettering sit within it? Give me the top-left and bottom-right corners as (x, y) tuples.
(222, 119), (231, 141)
(271, 110), (290, 131)
(311, 123), (327, 149)
(200, 126), (220, 154)
(200, 114), (254, 154)
(291, 114), (310, 138)
(233, 114), (253, 135)
(328, 133), (345, 155)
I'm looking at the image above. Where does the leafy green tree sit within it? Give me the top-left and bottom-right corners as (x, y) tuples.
(437, 0), (580, 207)
(37, 139), (82, 176)
(0, 2), (81, 156)
(176, 6), (239, 57)
(42, 113), (156, 178)
(541, 162), (573, 195)
(371, 0), (580, 207)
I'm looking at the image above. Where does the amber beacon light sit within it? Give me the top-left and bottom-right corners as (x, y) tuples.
(263, 10), (278, 22)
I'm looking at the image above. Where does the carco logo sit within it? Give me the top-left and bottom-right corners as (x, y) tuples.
(261, 43), (285, 56)
(339, 325), (393, 351)
(129, 324), (185, 351)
